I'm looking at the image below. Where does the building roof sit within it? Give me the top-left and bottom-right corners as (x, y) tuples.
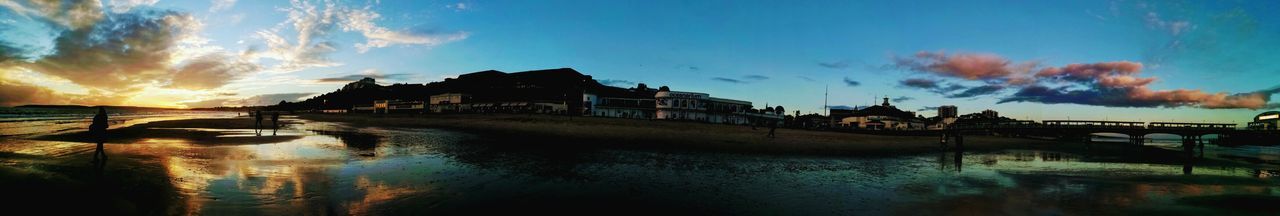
(1257, 111), (1280, 121)
(846, 98), (918, 119)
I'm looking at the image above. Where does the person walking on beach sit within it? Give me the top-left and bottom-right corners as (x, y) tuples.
(271, 112), (280, 136)
(254, 110), (264, 136)
(766, 120), (778, 138)
(90, 107), (109, 162)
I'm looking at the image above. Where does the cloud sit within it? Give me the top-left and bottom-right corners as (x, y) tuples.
(1144, 12), (1192, 36)
(252, 0), (343, 72)
(899, 78), (966, 95)
(712, 75), (770, 84)
(14, 9), (200, 91)
(1033, 61), (1143, 83)
(253, 0), (468, 72)
(711, 77), (743, 84)
(891, 96), (914, 103)
(917, 106), (941, 112)
(743, 75), (768, 80)
(1, 0), (105, 30)
(108, 0), (158, 13)
(899, 78), (939, 89)
(842, 77), (860, 87)
(895, 51), (1278, 109)
(167, 53), (261, 90)
(180, 98), (230, 108)
(210, 0), (237, 12)
(235, 93), (314, 106)
(597, 79), (636, 87)
(818, 60), (850, 69)
(182, 92), (314, 108)
(315, 70), (410, 83)
(946, 85), (1004, 98)
(0, 78), (130, 107)
(1001, 85), (1277, 109)
(894, 51), (1026, 80)
(828, 105), (856, 110)
(0, 79), (71, 106)
(343, 8), (470, 53)
(796, 76), (816, 82)
(446, 2), (468, 11)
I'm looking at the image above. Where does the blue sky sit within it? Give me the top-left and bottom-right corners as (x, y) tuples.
(1, 0), (1277, 123)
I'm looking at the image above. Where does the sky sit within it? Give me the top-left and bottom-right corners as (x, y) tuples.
(0, 0), (1278, 123)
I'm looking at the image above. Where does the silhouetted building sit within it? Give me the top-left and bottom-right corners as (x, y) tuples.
(389, 100), (425, 113)
(373, 100), (390, 113)
(353, 104), (375, 113)
(981, 109), (999, 119)
(938, 105), (957, 118)
(1248, 111), (1280, 130)
(584, 83), (657, 119)
(429, 93), (472, 113)
(838, 97), (926, 130)
(928, 105), (960, 130)
(442, 68), (591, 114)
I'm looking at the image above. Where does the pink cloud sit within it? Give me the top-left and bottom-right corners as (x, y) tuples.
(900, 51), (1014, 80)
(897, 51), (1276, 109)
(1035, 61), (1143, 81)
(1097, 75), (1156, 88)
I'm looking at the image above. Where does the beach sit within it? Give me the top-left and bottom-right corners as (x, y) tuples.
(1, 113), (1278, 215)
(296, 113), (1076, 155)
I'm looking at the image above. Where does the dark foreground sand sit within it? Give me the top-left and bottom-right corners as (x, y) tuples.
(299, 113), (1150, 156)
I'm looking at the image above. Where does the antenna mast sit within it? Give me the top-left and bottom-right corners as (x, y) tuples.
(823, 85), (829, 116)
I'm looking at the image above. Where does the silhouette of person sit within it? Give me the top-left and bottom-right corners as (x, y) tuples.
(254, 110), (264, 136)
(940, 134), (949, 149)
(90, 107), (109, 162)
(767, 120), (777, 138)
(271, 112), (280, 136)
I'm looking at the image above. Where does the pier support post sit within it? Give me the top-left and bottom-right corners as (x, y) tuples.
(1181, 135), (1195, 157)
(1196, 135), (1205, 158)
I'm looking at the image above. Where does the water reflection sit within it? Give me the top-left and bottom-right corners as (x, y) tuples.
(3, 115), (1280, 215)
(938, 150), (963, 173)
(310, 129), (381, 156)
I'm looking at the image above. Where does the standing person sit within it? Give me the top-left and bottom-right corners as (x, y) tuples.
(767, 120), (778, 138)
(271, 112), (280, 136)
(254, 110), (264, 136)
(90, 107), (109, 162)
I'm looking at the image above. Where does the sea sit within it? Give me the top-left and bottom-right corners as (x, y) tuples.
(0, 107), (236, 137)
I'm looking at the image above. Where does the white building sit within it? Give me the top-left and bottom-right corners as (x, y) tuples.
(429, 93), (472, 113)
(655, 88), (776, 125)
(839, 97), (926, 130)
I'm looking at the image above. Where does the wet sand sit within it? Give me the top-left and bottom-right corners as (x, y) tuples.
(297, 114), (1199, 158)
(35, 118), (304, 145)
(3, 114), (1277, 215)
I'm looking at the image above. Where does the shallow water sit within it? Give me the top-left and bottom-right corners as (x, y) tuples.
(2, 115), (1280, 215)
